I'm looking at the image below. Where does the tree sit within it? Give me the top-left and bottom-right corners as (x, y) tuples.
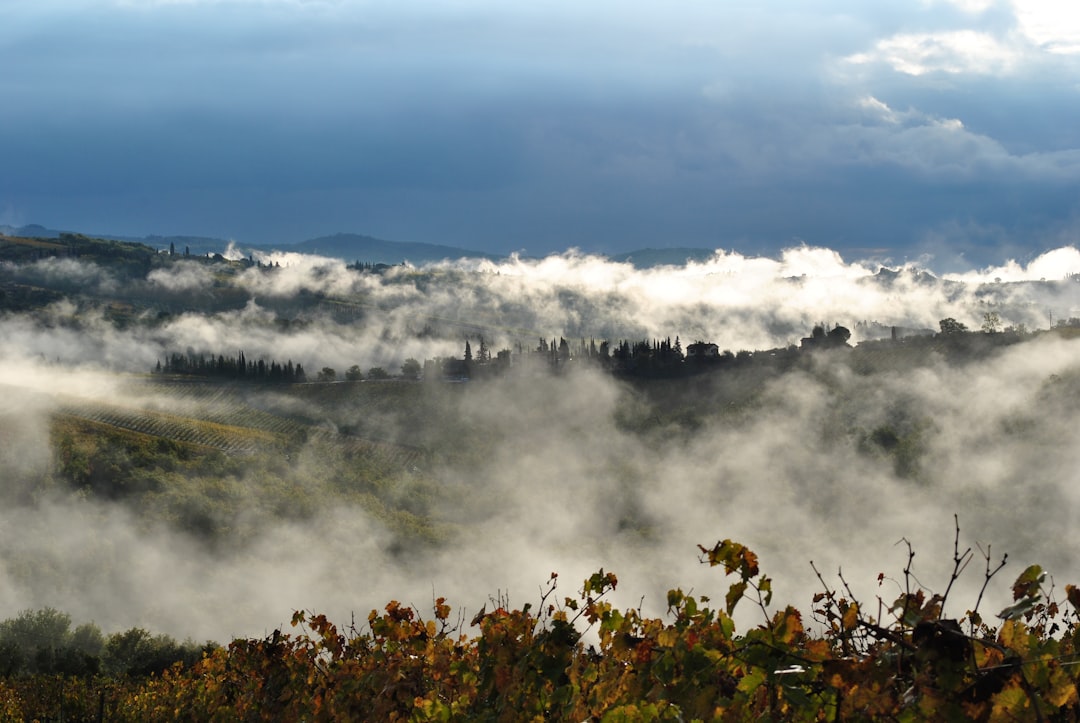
(981, 311), (1001, 334)
(0, 608), (105, 676)
(827, 324), (851, 346)
(464, 340), (472, 362)
(367, 367), (390, 380)
(103, 627), (206, 677)
(316, 367), (336, 382)
(401, 358), (421, 379)
(345, 365), (364, 381)
(938, 318), (968, 335)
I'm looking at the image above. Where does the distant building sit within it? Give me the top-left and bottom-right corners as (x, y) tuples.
(441, 358), (470, 381)
(686, 341), (719, 359)
(801, 324), (851, 350)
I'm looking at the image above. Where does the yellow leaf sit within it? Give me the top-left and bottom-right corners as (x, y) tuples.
(1047, 666), (1078, 708)
(998, 619), (1030, 657)
(842, 603), (859, 632)
(991, 683), (1029, 719)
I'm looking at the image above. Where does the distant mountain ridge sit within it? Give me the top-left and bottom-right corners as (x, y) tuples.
(1, 223), (720, 268)
(286, 233), (503, 265)
(0, 224), (237, 258)
(606, 248), (719, 267)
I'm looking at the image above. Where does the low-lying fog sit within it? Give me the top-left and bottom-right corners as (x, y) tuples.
(1, 244), (1079, 641)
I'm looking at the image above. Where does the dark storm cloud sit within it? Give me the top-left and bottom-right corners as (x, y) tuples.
(2, 1), (1079, 255)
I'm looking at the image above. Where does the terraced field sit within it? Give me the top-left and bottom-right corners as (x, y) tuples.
(57, 401), (276, 455)
(56, 380), (428, 469)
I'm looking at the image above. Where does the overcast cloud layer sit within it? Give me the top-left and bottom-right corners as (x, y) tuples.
(3, 1), (1080, 265)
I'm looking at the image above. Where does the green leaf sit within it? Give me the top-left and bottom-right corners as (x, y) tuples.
(1011, 565), (1045, 601)
(759, 576), (773, 607)
(699, 540), (760, 580)
(584, 569), (618, 596)
(726, 581), (748, 616)
(737, 668), (768, 696)
(998, 595), (1040, 621)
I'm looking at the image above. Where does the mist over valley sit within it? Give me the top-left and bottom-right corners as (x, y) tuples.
(8, 0), (1080, 711)
(1, 231), (1079, 649)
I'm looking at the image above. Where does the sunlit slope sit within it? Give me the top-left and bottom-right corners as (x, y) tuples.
(36, 381), (448, 546)
(53, 380), (430, 467)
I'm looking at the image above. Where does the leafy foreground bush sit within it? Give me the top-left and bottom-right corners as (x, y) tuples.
(6, 523), (1080, 721)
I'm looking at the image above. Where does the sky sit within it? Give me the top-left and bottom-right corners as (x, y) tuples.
(3, 0), (1080, 266)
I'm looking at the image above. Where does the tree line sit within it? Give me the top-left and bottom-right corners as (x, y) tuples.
(0, 607), (212, 680)
(156, 352), (307, 383)
(444, 326), (849, 380)
(153, 317), (1014, 385)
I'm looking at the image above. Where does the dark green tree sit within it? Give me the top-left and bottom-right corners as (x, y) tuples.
(401, 358), (422, 379)
(939, 318), (968, 335)
(827, 324), (851, 346)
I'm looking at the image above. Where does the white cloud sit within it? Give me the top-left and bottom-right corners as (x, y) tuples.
(111, 0), (338, 6)
(1012, 0), (1080, 54)
(844, 96), (1080, 180)
(846, 30), (1020, 76)
(845, 2), (1080, 79)
(858, 95), (902, 123)
(944, 245), (1080, 282)
(924, 0), (999, 12)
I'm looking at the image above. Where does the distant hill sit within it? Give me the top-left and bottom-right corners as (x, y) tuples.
(1, 225), (502, 265)
(277, 237), (728, 269)
(278, 233), (501, 265)
(3, 223), (727, 268)
(606, 248), (718, 268)
(0, 224), (61, 239)
(0, 224), (230, 257)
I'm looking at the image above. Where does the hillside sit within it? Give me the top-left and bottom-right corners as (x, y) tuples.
(2, 222), (732, 268)
(284, 232), (501, 265)
(2, 231), (1080, 718)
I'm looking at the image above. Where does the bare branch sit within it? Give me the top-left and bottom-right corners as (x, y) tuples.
(940, 514), (973, 617)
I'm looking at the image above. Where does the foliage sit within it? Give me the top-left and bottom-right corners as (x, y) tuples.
(939, 317), (969, 335)
(5, 522), (1080, 720)
(159, 350), (307, 383)
(0, 607), (211, 682)
(401, 357), (422, 379)
(982, 311), (1002, 334)
(47, 413), (443, 546)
